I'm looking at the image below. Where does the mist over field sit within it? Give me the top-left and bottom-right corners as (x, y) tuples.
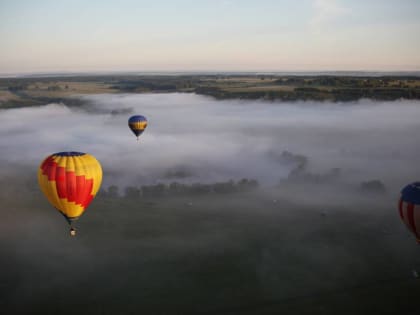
(1, 93), (420, 314)
(1, 93), (419, 191)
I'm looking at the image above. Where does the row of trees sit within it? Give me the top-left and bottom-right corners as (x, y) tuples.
(100, 178), (259, 199)
(274, 77), (419, 88)
(199, 87), (420, 102)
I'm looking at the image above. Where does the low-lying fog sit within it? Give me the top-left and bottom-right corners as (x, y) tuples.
(0, 93), (419, 192)
(1, 93), (420, 314)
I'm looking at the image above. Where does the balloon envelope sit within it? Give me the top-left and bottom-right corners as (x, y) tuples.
(128, 115), (148, 138)
(38, 151), (102, 224)
(398, 182), (420, 243)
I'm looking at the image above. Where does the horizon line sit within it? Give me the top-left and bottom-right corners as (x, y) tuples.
(2, 69), (420, 79)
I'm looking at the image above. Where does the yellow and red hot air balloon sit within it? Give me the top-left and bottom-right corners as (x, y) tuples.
(38, 151), (102, 236)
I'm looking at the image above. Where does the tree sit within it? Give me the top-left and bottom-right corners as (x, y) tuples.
(107, 185), (119, 198)
(125, 186), (141, 199)
(360, 180), (386, 194)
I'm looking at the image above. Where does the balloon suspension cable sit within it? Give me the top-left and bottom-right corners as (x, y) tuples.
(69, 225), (77, 237)
(137, 137), (139, 141)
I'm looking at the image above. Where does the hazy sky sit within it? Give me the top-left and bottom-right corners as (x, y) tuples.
(1, 0), (420, 73)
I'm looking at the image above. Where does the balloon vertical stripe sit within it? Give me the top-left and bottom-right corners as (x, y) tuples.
(406, 204), (417, 237)
(398, 199), (403, 220)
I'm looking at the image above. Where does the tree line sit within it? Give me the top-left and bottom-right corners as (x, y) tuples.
(99, 178), (259, 199)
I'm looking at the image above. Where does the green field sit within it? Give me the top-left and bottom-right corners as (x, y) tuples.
(2, 173), (419, 314)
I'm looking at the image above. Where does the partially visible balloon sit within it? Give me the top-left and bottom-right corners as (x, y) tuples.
(398, 182), (420, 243)
(128, 115), (148, 140)
(38, 151), (103, 236)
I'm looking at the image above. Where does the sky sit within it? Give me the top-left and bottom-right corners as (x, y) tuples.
(0, 0), (420, 74)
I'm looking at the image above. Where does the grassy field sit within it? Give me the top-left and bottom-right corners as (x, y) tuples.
(2, 173), (420, 314)
(24, 81), (118, 97)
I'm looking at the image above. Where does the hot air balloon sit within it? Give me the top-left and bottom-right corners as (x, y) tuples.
(398, 182), (420, 243)
(128, 115), (148, 140)
(38, 152), (102, 236)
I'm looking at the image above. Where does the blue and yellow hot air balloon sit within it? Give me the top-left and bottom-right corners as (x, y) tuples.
(398, 182), (420, 243)
(128, 115), (148, 140)
(38, 152), (102, 236)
